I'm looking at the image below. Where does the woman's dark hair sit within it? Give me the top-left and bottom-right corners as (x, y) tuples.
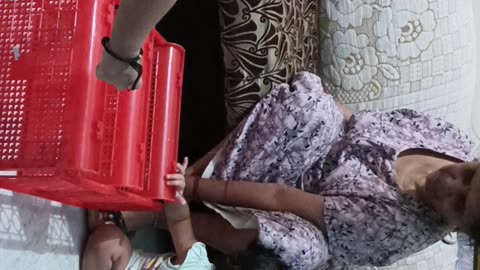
(468, 219), (480, 247)
(210, 245), (288, 270)
(467, 163), (480, 246)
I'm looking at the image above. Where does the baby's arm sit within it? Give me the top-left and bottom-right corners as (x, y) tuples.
(164, 158), (197, 264)
(164, 203), (196, 264)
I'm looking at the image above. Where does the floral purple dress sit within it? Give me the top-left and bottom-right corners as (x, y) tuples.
(205, 72), (477, 269)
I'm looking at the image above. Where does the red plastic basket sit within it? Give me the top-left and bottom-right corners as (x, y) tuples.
(0, 0), (185, 211)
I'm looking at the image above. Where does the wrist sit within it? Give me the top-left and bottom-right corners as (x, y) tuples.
(184, 175), (196, 198)
(185, 166), (194, 178)
(107, 37), (141, 59)
(164, 203), (190, 223)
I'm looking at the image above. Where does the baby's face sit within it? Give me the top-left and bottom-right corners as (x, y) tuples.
(424, 161), (480, 230)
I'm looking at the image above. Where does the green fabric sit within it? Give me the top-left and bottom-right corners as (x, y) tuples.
(130, 227), (173, 254)
(162, 243), (214, 270)
(127, 242), (214, 270)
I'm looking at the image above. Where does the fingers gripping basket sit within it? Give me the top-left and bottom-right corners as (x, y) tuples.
(0, 0), (185, 211)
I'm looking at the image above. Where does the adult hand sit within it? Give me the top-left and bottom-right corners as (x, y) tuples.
(96, 50), (143, 91)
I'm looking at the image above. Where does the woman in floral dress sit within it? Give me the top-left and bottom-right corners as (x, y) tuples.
(181, 72), (480, 269)
(92, 72), (480, 269)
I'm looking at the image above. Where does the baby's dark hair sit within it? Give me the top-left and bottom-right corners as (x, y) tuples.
(211, 245), (288, 270)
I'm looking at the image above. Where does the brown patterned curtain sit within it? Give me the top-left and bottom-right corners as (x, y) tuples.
(218, 0), (319, 127)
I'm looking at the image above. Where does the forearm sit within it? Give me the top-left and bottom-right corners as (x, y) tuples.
(186, 177), (326, 230)
(186, 177), (284, 212)
(187, 142), (225, 177)
(109, 0), (176, 58)
(164, 203), (196, 264)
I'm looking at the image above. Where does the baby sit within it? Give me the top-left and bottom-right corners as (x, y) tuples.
(82, 158), (214, 270)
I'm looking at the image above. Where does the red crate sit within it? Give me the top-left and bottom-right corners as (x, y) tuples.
(0, 0), (185, 211)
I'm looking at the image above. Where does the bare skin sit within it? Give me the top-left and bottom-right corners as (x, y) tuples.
(395, 149), (459, 193)
(82, 225), (132, 270)
(96, 210), (258, 255)
(109, 0), (176, 58)
(96, 0), (177, 90)
(335, 102), (353, 121)
(82, 159), (207, 269)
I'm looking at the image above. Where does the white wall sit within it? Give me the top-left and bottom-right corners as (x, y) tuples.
(0, 189), (86, 269)
(472, 1), (480, 145)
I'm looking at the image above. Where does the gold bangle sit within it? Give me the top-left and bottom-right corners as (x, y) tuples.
(223, 181), (230, 202)
(192, 176), (200, 201)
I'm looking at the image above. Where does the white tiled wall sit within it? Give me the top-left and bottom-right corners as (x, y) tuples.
(472, 1), (480, 153)
(350, 239), (458, 270)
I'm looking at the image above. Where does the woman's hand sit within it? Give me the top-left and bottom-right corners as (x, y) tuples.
(96, 51), (142, 91)
(166, 157), (189, 205)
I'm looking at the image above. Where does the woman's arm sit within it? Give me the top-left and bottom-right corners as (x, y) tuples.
(185, 177), (326, 231)
(109, 0), (177, 58)
(186, 139), (226, 177)
(187, 124), (243, 177)
(97, 0), (177, 90)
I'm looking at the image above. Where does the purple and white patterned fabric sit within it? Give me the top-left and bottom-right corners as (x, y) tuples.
(206, 72), (477, 269)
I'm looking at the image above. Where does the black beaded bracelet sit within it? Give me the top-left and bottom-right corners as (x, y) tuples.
(101, 37), (143, 90)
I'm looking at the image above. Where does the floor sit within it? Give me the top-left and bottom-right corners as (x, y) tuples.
(0, 189), (86, 269)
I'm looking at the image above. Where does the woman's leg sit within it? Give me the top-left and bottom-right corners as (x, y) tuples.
(82, 225), (132, 270)
(200, 72), (339, 269)
(141, 211), (258, 255)
(190, 212), (258, 255)
(88, 210), (257, 256)
(125, 210), (259, 255)
(212, 72), (345, 190)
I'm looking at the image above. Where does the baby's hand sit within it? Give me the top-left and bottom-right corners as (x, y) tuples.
(166, 157), (188, 205)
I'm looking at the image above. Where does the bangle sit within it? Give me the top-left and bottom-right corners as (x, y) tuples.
(223, 181), (230, 202)
(101, 37), (143, 90)
(192, 176), (200, 201)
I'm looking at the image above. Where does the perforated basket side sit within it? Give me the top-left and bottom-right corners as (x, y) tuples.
(0, 0), (116, 172)
(0, 0), (80, 169)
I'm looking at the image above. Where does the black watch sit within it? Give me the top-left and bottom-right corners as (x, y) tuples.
(101, 37), (143, 90)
